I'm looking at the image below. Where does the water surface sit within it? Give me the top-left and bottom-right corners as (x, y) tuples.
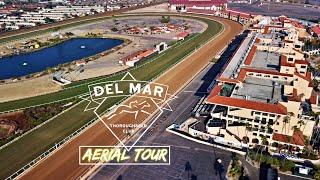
(0, 38), (123, 80)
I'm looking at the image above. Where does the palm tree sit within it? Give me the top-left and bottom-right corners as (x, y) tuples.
(282, 116), (290, 134)
(282, 112), (295, 134)
(245, 122), (252, 136)
(261, 136), (268, 146)
(297, 119), (305, 129)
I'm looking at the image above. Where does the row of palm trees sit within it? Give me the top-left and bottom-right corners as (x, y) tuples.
(243, 111), (313, 144)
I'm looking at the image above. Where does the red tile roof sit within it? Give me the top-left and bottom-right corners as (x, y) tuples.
(311, 26), (320, 36)
(294, 72), (313, 87)
(288, 88), (302, 102)
(294, 72), (312, 82)
(217, 77), (240, 84)
(207, 95), (287, 115)
(295, 59), (309, 65)
(292, 21), (304, 29)
(244, 46), (257, 65)
(263, 26), (270, 34)
(207, 84), (223, 100)
(279, 16), (289, 23)
(280, 55), (295, 67)
(123, 49), (154, 62)
(309, 91), (318, 105)
(272, 130), (304, 146)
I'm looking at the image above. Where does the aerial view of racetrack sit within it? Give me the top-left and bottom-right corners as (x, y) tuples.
(19, 15), (242, 180)
(1, 0), (320, 179)
(0, 6), (243, 179)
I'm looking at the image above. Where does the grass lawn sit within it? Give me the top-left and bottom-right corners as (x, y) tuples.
(0, 15), (222, 179)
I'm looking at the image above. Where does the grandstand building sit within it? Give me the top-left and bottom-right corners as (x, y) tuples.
(169, 0), (227, 12)
(217, 9), (252, 24)
(189, 15), (319, 154)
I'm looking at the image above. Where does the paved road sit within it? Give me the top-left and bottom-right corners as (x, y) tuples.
(91, 29), (307, 180)
(90, 29), (251, 180)
(20, 15), (242, 180)
(229, 3), (320, 21)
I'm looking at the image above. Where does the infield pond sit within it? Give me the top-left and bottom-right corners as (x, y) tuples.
(0, 38), (123, 80)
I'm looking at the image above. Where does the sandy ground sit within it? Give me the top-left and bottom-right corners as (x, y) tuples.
(127, 3), (170, 13)
(0, 16), (206, 103)
(0, 75), (61, 103)
(20, 15), (243, 180)
(67, 34), (174, 81)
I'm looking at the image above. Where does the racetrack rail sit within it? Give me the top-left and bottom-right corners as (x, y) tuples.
(15, 14), (242, 180)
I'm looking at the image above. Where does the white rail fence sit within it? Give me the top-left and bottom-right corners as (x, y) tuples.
(5, 16), (226, 180)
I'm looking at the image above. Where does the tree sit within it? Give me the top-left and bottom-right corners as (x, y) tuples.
(297, 119), (305, 129)
(280, 159), (295, 172)
(272, 142), (279, 148)
(272, 157), (281, 167)
(111, 27), (118, 32)
(282, 116), (290, 133)
(261, 136), (268, 146)
(161, 16), (170, 23)
(314, 169), (320, 180)
(44, 17), (55, 24)
(245, 122), (252, 137)
(252, 138), (259, 144)
(282, 112), (295, 134)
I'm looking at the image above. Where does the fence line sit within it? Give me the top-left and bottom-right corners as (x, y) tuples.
(5, 15), (226, 180)
(0, 92), (90, 114)
(0, 98), (87, 151)
(1, 32), (200, 114)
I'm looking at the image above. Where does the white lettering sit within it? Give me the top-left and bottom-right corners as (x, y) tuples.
(105, 84), (114, 95)
(130, 83), (141, 94)
(93, 86), (104, 97)
(154, 86), (164, 98)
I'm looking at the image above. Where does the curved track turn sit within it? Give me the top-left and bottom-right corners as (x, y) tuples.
(20, 14), (243, 180)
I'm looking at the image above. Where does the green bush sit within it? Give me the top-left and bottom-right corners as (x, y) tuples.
(280, 160), (295, 172)
(160, 16), (170, 23)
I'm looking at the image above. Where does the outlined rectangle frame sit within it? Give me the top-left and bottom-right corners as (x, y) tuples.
(79, 145), (171, 165)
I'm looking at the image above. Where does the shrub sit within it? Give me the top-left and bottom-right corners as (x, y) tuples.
(280, 160), (295, 172)
(161, 16), (170, 23)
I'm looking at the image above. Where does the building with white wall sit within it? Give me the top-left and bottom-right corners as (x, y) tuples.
(200, 16), (319, 154)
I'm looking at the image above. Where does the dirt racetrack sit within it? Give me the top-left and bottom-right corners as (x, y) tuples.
(20, 14), (242, 180)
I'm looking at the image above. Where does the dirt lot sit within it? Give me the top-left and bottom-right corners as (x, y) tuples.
(20, 15), (242, 180)
(0, 112), (28, 139)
